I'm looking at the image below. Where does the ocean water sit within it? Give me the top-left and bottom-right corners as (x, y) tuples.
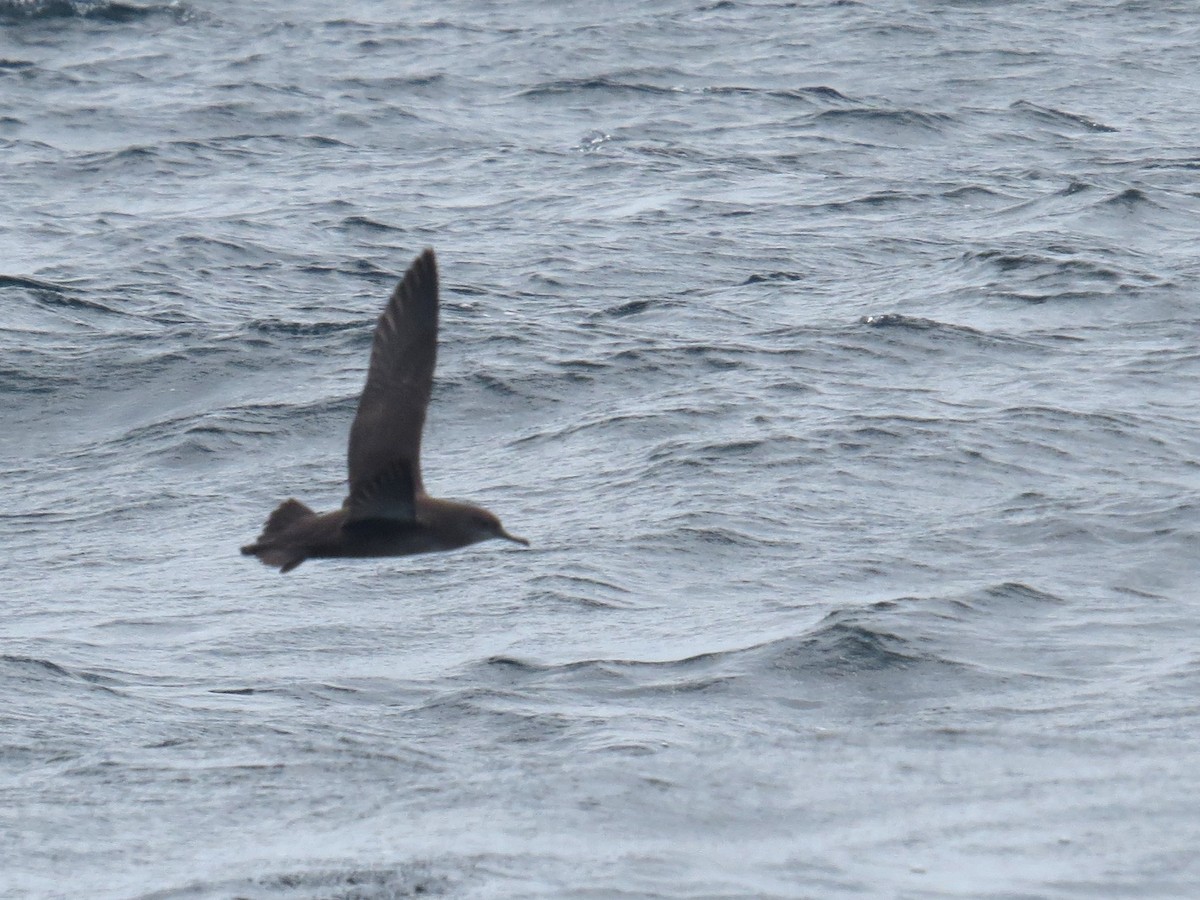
(3, 0), (1200, 896)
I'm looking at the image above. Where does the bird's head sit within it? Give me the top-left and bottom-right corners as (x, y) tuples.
(462, 505), (529, 548)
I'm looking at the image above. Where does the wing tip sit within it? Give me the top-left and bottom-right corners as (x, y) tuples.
(399, 247), (438, 306)
(413, 247), (437, 283)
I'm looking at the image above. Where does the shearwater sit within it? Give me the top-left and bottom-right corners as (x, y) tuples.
(241, 249), (528, 573)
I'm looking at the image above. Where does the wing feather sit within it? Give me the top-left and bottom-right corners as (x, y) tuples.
(345, 249), (438, 523)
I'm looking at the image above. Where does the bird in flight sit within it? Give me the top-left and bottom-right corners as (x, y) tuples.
(242, 249), (528, 573)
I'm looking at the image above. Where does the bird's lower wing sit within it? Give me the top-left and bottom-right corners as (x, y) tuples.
(344, 460), (418, 525)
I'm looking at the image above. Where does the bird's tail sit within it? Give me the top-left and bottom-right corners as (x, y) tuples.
(240, 498), (315, 573)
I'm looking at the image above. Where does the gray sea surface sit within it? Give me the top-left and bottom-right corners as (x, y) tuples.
(3, 0), (1200, 897)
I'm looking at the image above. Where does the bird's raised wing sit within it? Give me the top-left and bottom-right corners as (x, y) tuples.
(345, 249), (438, 523)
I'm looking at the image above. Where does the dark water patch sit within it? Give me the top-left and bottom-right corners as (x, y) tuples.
(485, 652), (736, 699)
(765, 617), (934, 677)
(519, 76), (683, 99)
(355, 36), (416, 52)
(672, 523), (792, 549)
(0, 137), (58, 155)
(650, 434), (815, 475)
(489, 603), (972, 697)
(1098, 187), (1162, 210)
(299, 133), (353, 147)
(84, 402), (319, 463)
(987, 405), (1170, 452)
(0, 504), (112, 527)
(339, 215), (404, 233)
(858, 313), (1037, 356)
(0, 363), (75, 394)
(487, 648), (729, 677)
(204, 679), (398, 703)
(162, 133), (342, 156)
(163, 423), (277, 461)
(800, 84), (855, 102)
(600, 298), (653, 317)
(759, 322), (911, 366)
(623, 141), (705, 164)
(821, 189), (929, 211)
(962, 247), (1144, 301)
(744, 271), (804, 284)
(72, 145), (165, 173)
(453, 370), (521, 398)
(299, 259), (396, 282)
(409, 686), (586, 747)
(639, 433), (800, 477)
(176, 234), (260, 259)
(422, 15), (524, 35)
(1, 654), (124, 688)
(0, 58), (35, 69)
(0, 0), (193, 23)
(703, 84), (854, 104)
(813, 106), (955, 134)
(509, 408), (669, 446)
(2, 654), (77, 681)
(1010, 99), (1118, 133)
(68, 138), (265, 172)
(526, 571), (636, 609)
(135, 862), (455, 900)
(81, 1), (176, 22)
(2, 279), (131, 320)
(974, 581), (1066, 607)
(806, 413), (960, 456)
(941, 184), (1010, 202)
(1058, 179), (1094, 197)
(861, 313), (961, 331)
(996, 404), (1135, 430)
(0, 274), (70, 293)
(336, 73), (445, 92)
(540, 342), (748, 380)
(1137, 154), (1200, 175)
(247, 317), (365, 337)
(700, 438), (767, 456)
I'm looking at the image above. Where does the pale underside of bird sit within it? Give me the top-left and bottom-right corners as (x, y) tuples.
(241, 249), (527, 573)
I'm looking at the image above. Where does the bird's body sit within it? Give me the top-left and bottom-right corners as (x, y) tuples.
(241, 249), (527, 573)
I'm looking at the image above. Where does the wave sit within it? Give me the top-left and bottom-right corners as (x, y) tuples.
(1097, 187), (1169, 214)
(0, 275), (127, 321)
(0, 273), (70, 293)
(0, 0), (191, 23)
(1010, 99), (1117, 133)
(473, 583), (1078, 710)
(520, 76), (682, 99)
(813, 106), (956, 133)
(703, 84), (855, 104)
(958, 245), (1162, 303)
(134, 863), (453, 900)
(486, 607), (975, 694)
(744, 271), (805, 285)
(0, 653), (124, 687)
(63, 396), (351, 464)
(337, 215), (405, 233)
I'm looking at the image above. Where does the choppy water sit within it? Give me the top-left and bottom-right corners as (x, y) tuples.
(3, 0), (1200, 897)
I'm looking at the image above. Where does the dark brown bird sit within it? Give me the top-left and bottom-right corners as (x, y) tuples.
(241, 249), (528, 573)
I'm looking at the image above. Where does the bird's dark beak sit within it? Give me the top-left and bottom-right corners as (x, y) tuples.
(500, 529), (529, 547)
